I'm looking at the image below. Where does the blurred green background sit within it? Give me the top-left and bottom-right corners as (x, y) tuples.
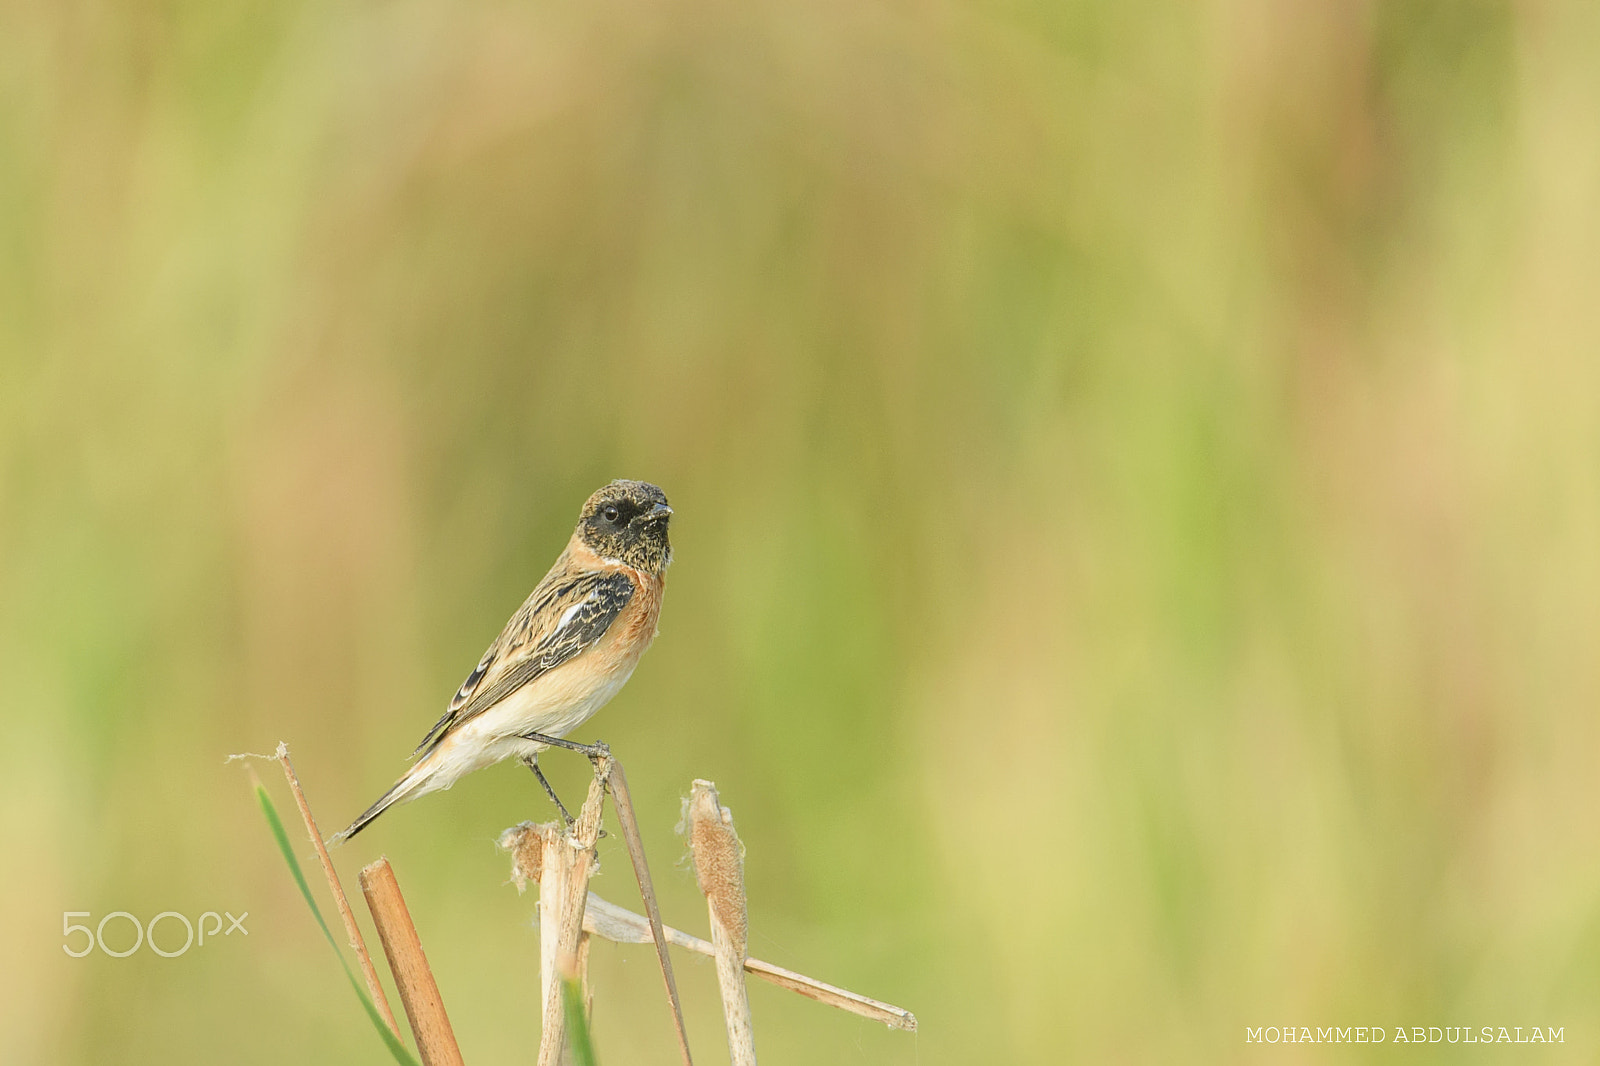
(4, 0), (1600, 1062)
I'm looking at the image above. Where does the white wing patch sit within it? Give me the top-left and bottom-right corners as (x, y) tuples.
(556, 600), (586, 632)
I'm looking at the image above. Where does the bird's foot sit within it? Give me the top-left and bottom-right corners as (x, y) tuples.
(521, 731), (611, 763)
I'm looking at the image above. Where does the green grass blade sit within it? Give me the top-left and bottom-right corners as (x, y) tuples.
(562, 977), (598, 1066)
(256, 783), (423, 1066)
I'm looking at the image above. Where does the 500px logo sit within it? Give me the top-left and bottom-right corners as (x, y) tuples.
(62, 910), (248, 958)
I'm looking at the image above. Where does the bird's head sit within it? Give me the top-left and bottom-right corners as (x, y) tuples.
(577, 480), (673, 576)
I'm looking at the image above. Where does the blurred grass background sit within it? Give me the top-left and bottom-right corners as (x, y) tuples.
(4, 0), (1600, 1062)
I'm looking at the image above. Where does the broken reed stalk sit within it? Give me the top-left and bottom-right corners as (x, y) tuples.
(502, 773), (916, 1054)
(580, 896), (918, 1032)
(360, 858), (465, 1066)
(534, 824), (571, 1064)
(685, 781), (756, 1066)
(275, 742), (401, 1038)
(605, 759), (694, 1066)
(502, 757), (693, 1065)
(507, 822), (919, 1033)
(536, 762), (609, 1066)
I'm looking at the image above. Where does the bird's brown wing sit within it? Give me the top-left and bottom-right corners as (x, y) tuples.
(411, 561), (634, 757)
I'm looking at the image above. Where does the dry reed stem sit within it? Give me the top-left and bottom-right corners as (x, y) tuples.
(497, 829), (593, 1052)
(606, 759), (694, 1066)
(579, 894), (918, 1033)
(535, 762), (609, 1066)
(684, 781), (756, 1066)
(274, 742), (401, 1038)
(359, 858), (465, 1066)
(534, 824), (566, 1060)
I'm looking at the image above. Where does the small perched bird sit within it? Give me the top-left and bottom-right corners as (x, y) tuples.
(331, 479), (672, 844)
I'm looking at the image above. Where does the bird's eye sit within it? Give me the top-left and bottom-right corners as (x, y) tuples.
(602, 506), (620, 524)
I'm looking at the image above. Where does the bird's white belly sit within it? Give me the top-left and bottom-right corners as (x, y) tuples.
(483, 663), (634, 744)
(423, 661), (636, 788)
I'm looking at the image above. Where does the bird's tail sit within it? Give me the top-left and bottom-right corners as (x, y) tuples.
(327, 761), (433, 846)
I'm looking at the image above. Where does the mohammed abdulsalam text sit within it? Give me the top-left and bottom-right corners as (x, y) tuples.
(1246, 1026), (1562, 1045)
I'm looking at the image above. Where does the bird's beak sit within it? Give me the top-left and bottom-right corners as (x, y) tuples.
(646, 502), (673, 521)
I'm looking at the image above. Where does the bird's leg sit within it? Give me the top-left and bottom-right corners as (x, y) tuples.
(520, 731), (611, 766)
(519, 753), (574, 826)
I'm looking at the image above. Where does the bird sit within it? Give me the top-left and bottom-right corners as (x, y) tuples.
(330, 479), (673, 844)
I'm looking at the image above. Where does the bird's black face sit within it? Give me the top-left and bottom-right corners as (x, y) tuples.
(577, 480), (673, 575)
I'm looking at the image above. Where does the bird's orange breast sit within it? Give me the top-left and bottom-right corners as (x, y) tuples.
(565, 537), (665, 669)
(590, 567), (663, 673)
